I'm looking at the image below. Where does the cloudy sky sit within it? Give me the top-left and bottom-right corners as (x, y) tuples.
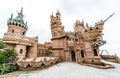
(0, 0), (120, 56)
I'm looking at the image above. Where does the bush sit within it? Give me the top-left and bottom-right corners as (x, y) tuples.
(0, 63), (18, 74)
(0, 63), (10, 74)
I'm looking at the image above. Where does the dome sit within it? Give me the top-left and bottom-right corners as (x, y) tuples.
(7, 8), (28, 30)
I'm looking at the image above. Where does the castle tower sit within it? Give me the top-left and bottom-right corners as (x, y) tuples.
(3, 8), (38, 59)
(50, 10), (65, 60)
(50, 10), (64, 38)
(7, 8), (28, 36)
(74, 20), (85, 33)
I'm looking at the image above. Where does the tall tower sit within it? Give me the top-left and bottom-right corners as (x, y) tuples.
(50, 10), (64, 38)
(50, 10), (65, 60)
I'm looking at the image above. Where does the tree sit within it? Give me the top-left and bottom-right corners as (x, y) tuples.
(0, 40), (6, 49)
(4, 49), (17, 63)
(0, 40), (18, 74)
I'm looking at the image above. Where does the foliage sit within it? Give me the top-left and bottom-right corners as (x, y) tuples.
(9, 63), (18, 72)
(0, 40), (18, 74)
(0, 63), (10, 74)
(0, 49), (17, 64)
(0, 40), (6, 49)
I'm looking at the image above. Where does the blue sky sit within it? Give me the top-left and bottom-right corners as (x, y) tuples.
(0, 0), (120, 56)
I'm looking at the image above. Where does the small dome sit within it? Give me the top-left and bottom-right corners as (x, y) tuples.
(7, 8), (28, 30)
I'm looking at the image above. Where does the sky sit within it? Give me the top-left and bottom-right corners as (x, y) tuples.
(0, 0), (120, 56)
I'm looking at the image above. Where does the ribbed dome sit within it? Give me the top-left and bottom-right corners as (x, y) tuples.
(7, 8), (28, 30)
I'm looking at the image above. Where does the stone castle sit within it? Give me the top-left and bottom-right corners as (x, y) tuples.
(2, 8), (114, 68)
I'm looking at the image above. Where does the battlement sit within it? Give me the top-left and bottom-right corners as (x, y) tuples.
(3, 32), (37, 46)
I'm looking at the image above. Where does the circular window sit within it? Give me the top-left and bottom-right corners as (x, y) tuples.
(20, 49), (23, 54)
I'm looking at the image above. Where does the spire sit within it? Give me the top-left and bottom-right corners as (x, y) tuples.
(50, 12), (54, 18)
(56, 9), (60, 15)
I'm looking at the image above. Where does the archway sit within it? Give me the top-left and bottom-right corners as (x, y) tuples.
(71, 51), (76, 61)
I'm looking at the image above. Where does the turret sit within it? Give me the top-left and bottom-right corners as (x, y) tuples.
(74, 20), (85, 33)
(7, 8), (28, 36)
(50, 10), (64, 38)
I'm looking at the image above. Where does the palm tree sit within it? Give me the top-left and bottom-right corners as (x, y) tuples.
(4, 49), (17, 63)
(0, 40), (6, 49)
(0, 40), (18, 74)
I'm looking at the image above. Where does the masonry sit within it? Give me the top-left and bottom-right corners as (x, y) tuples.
(2, 8), (112, 66)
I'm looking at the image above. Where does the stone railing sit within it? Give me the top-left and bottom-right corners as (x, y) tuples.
(3, 32), (36, 45)
(17, 57), (59, 68)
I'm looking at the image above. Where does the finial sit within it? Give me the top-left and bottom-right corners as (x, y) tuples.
(82, 19), (84, 24)
(50, 12), (54, 18)
(57, 9), (59, 12)
(56, 9), (60, 15)
(20, 7), (23, 14)
(9, 13), (13, 20)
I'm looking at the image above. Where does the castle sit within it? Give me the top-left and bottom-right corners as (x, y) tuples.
(2, 8), (113, 68)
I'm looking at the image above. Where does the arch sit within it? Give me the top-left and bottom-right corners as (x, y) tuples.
(71, 51), (76, 61)
(100, 49), (109, 55)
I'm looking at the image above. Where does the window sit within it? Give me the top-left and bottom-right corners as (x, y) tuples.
(81, 50), (84, 58)
(22, 32), (25, 35)
(20, 49), (23, 54)
(12, 29), (14, 33)
(53, 31), (57, 36)
(94, 49), (98, 56)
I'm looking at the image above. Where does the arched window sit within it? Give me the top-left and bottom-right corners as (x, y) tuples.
(12, 29), (14, 33)
(20, 49), (23, 54)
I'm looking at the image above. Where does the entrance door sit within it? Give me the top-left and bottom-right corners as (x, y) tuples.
(71, 51), (76, 61)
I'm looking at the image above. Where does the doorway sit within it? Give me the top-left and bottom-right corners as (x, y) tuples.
(71, 51), (76, 61)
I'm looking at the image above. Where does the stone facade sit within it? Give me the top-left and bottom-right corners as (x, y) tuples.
(2, 8), (113, 66)
(50, 10), (114, 64)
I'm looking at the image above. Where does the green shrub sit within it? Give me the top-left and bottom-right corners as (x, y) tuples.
(0, 63), (10, 74)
